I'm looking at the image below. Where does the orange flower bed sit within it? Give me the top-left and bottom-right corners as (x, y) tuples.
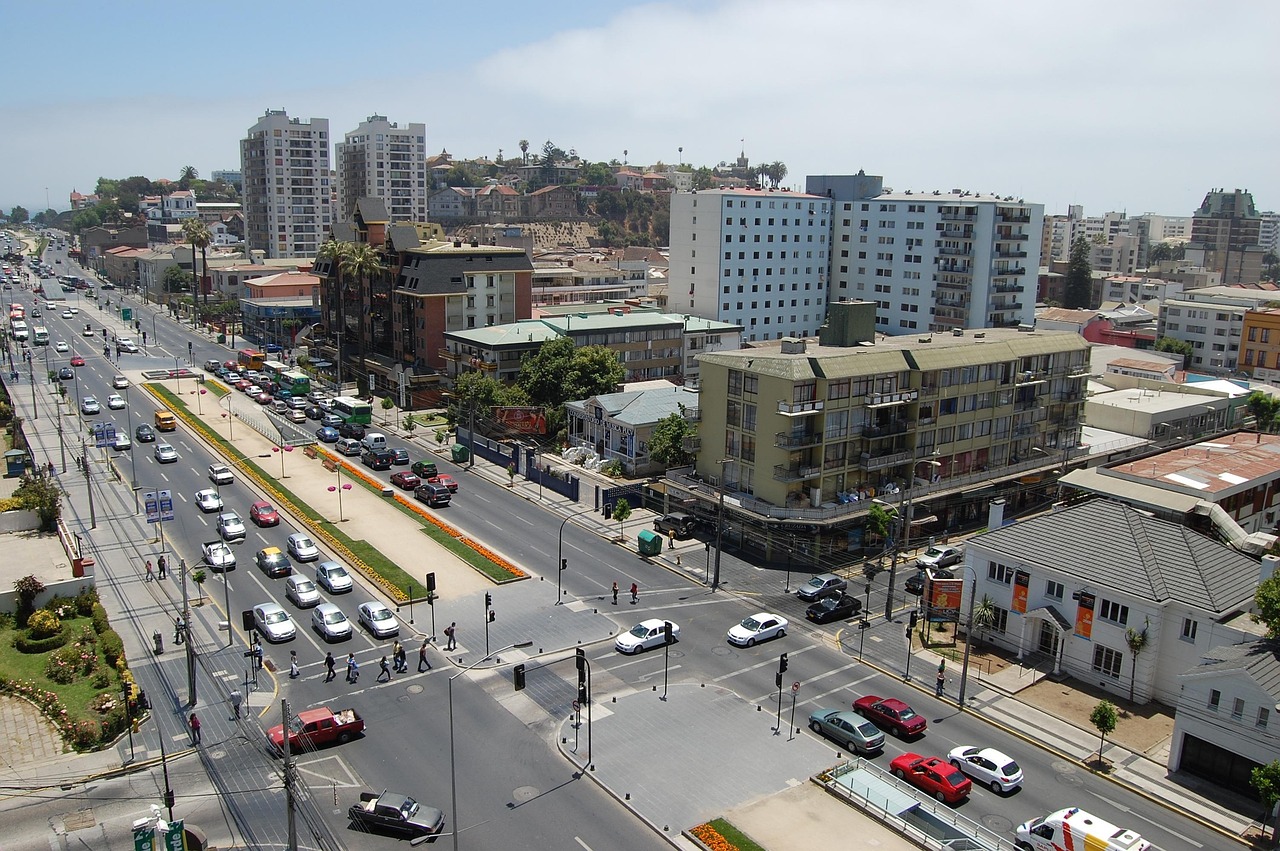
(690, 823), (740, 851)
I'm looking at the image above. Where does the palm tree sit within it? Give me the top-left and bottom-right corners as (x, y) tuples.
(317, 238), (352, 387)
(338, 243), (385, 395)
(181, 219), (212, 305)
(179, 165), (198, 190)
(769, 161), (788, 189)
(519, 139), (529, 164)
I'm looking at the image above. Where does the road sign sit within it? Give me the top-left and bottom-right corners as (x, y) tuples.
(144, 491), (159, 524)
(791, 681), (800, 694)
(121, 308), (132, 322)
(158, 490), (174, 522)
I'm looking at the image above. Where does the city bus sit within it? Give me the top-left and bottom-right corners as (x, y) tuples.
(32, 327), (49, 346)
(237, 349), (265, 371)
(332, 396), (373, 425)
(276, 370), (310, 399)
(261, 360), (289, 382)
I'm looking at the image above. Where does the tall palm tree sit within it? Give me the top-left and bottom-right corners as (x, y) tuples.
(317, 238), (352, 387)
(338, 243), (385, 395)
(769, 161), (788, 189)
(179, 165), (198, 190)
(181, 219), (212, 306)
(519, 139), (529, 164)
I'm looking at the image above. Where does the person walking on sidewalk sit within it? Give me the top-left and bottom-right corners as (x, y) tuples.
(418, 639), (431, 672)
(667, 530), (675, 550)
(189, 713), (201, 745)
(936, 662), (946, 698)
(377, 656), (391, 682)
(157, 555), (167, 580)
(612, 582), (619, 605)
(445, 623), (457, 651)
(392, 641), (405, 673)
(630, 582), (639, 604)
(144, 560), (154, 582)
(324, 652), (336, 682)
(230, 688), (243, 720)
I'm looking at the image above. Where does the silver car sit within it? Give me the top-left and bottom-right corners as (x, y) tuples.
(357, 601), (400, 638)
(287, 533), (320, 562)
(316, 561), (353, 593)
(808, 708), (886, 755)
(253, 602), (296, 643)
(217, 511), (247, 541)
(797, 572), (848, 602)
(285, 575), (321, 608)
(194, 488), (223, 513)
(311, 603), (352, 642)
(154, 443), (178, 463)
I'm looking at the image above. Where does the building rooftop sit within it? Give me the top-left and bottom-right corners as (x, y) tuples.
(973, 499), (1258, 614)
(868, 190), (1029, 204)
(1105, 432), (1280, 499)
(1088, 386), (1229, 416)
(446, 320), (561, 348)
(566, 383), (699, 426)
(684, 187), (828, 201)
(1108, 357), (1176, 372)
(1188, 641), (1280, 699)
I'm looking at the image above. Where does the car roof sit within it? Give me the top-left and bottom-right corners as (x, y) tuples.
(260, 546), (282, 556)
(635, 618), (668, 629)
(315, 602), (341, 614)
(361, 600), (389, 612)
(255, 602), (285, 614)
(288, 532), (310, 541)
(251, 500), (273, 508)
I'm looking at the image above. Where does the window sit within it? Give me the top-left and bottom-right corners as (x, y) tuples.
(1208, 689), (1221, 711)
(1044, 580), (1063, 601)
(1181, 618), (1198, 642)
(988, 563), (1014, 585)
(1259, 707), (1270, 729)
(989, 606), (1010, 634)
(1092, 645), (1122, 680)
(1232, 698), (1245, 721)
(1098, 599), (1129, 626)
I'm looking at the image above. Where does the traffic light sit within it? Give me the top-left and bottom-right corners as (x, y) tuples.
(426, 572), (436, 594)
(513, 663), (526, 691)
(164, 789), (175, 811)
(485, 592), (492, 609)
(775, 672), (783, 689)
(664, 621), (674, 645)
(560, 558), (567, 572)
(908, 610), (919, 630)
(779, 653), (788, 674)
(488, 610), (496, 623)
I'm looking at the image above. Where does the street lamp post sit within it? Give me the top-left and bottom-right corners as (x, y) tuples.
(449, 641), (532, 851)
(956, 565), (980, 707)
(712, 459), (729, 590)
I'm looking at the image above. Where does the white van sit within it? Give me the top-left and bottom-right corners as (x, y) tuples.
(360, 432), (387, 452)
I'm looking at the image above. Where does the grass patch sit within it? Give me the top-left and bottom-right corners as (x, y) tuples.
(204, 379), (229, 398)
(705, 819), (767, 851)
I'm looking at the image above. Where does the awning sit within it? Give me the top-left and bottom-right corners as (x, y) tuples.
(1023, 604), (1071, 632)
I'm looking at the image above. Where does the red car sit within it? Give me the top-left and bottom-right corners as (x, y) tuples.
(889, 753), (972, 803)
(390, 471), (420, 490)
(853, 695), (927, 738)
(234, 378), (251, 390)
(427, 474), (458, 493)
(255, 392), (272, 405)
(70, 355), (86, 366)
(249, 501), (280, 527)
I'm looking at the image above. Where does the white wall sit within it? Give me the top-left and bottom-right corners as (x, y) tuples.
(1171, 668), (1280, 773)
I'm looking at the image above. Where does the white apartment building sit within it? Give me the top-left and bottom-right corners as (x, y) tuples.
(1041, 208), (1150, 266)
(668, 187), (832, 343)
(1100, 274), (1184, 305)
(336, 114), (427, 224)
(1261, 212), (1280, 256)
(828, 189), (1042, 334)
(1158, 285), (1279, 373)
(1140, 213), (1192, 242)
(240, 110), (332, 259)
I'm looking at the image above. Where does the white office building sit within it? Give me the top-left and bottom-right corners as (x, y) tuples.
(822, 186), (1041, 334)
(240, 110), (332, 259)
(668, 187), (832, 343)
(336, 115), (427, 224)
(1158, 285), (1279, 374)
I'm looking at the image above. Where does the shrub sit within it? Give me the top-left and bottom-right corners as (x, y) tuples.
(13, 574), (45, 627)
(90, 603), (109, 635)
(0, 496), (21, 512)
(71, 719), (99, 750)
(91, 668), (112, 689)
(75, 587), (98, 616)
(26, 609), (61, 639)
(99, 629), (124, 667)
(100, 704), (128, 741)
(46, 645), (80, 684)
(14, 628), (69, 654)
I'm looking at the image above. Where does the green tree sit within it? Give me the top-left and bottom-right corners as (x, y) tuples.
(181, 218), (212, 304)
(1064, 236), (1093, 309)
(1264, 251), (1280, 283)
(447, 370), (523, 428)
(380, 395), (395, 424)
(613, 496), (632, 540)
(1090, 699), (1118, 763)
(1154, 336), (1193, 364)
(192, 568), (207, 603)
(1253, 575), (1280, 637)
(1124, 618), (1149, 702)
(1248, 391), (1280, 433)
(971, 595), (997, 644)
(516, 337), (624, 433)
(14, 474), (61, 532)
(1251, 761), (1280, 841)
(338, 243), (385, 394)
(692, 166), (714, 190)
(445, 165), (480, 187)
(579, 162), (616, 186)
(10, 205), (29, 223)
(178, 165), (198, 190)
(13, 574), (46, 627)
(316, 238), (353, 386)
(519, 139), (529, 164)
(163, 265), (193, 293)
(648, 411), (695, 467)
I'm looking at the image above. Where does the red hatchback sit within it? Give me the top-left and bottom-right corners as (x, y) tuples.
(853, 695), (927, 738)
(390, 471), (420, 490)
(70, 355), (86, 366)
(427, 474), (458, 493)
(249, 501), (280, 527)
(889, 753), (972, 804)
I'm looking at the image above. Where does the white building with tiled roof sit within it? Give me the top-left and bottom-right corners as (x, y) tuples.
(565, 381), (702, 475)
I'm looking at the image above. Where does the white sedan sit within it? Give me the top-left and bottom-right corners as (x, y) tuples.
(194, 489), (223, 513)
(287, 533), (320, 562)
(113, 433), (132, 452)
(54, 341), (69, 353)
(202, 540), (237, 571)
(315, 561), (353, 594)
(726, 612), (788, 647)
(357, 601), (400, 638)
(947, 745), (1025, 793)
(112, 375), (129, 389)
(616, 618), (680, 654)
(253, 603), (296, 643)
(60, 310), (73, 319)
(106, 393), (126, 410)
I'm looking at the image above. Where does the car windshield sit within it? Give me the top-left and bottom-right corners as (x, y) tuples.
(295, 581), (315, 592)
(740, 617), (762, 631)
(325, 612), (345, 624)
(923, 548), (944, 559)
(295, 537), (313, 548)
(264, 553), (285, 565)
(944, 770), (967, 787)
(628, 624), (651, 638)
(264, 611), (288, 624)
(328, 567), (348, 579)
(805, 577), (824, 588)
(370, 608), (391, 620)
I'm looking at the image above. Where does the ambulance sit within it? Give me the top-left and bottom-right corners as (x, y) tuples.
(1016, 807), (1150, 851)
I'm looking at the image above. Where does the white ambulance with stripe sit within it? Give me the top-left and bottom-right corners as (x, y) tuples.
(1016, 807), (1150, 851)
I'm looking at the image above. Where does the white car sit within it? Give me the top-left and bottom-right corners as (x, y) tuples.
(287, 532), (320, 562)
(315, 561), (353, 594)
(82, 327), (95, 337)
(106, 393), (125, 410)
(54, 341), (69, 353)
(60, 310), (73, 319)
(154, 443), (178, 463)
(616, 618), (680, 654)
(947, 746), (1025, 793)
(311, 603), (352, 642)
(194, 488), (223, 513)
(357, 601), (400, 638)
(243, 384), (261, 396)
(202, 540), (236, 571)
(117, 338), (139, 353)
(727, 612), (789, 647)
(253, 602), (297, 643)
(208, 464), (234, 486)
(112, 375), (129, 389)
(285, 575), (321, 608)
(286, 408), (307, 423)
(217, 511), (247, 541)
(81, 396), (100, 415)
(113, 433), (132, 452)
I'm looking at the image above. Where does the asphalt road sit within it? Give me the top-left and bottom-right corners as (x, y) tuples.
(11, 243), (1227, 851)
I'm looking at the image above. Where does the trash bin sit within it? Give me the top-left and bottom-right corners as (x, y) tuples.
(451, 444), (470, 463)
(637, 529), (663, 557)
(217, 333), (226, 344)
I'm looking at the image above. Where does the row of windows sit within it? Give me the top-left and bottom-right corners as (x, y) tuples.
(1208, 688), (1270, 728)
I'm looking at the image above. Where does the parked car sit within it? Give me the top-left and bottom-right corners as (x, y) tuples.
(202, 540), (237, 571)
(807, 708), (886, 755)
(312, 603), (352, 641)
(249, 501), (280, 527)
(796, 572), (848, 602)
(253, 602), (297, 643)
(615, 618), (679, 654)
(347, 790), (443, 839)
(357, 601), (400, 638)
(916, 545), (963, 570)
(208, 463), (233, 485)
(890, 753), (972, 804)
(653, 512), (699, 539)
(287, 532), (320, 562)
(727, 612), (788, 647)
(852, 696), (927, 738)
(805, 594), (862, 624)
(389, 471), (420, 490)
(285, 575), (322, 608)
(256, 546), (292, 578)
(316, 561), (353, 593)
(946, 745), (1024, 793)
(194, 488), (223, 513)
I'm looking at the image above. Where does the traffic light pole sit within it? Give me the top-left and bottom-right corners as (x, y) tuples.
(773, 653), (788, 735)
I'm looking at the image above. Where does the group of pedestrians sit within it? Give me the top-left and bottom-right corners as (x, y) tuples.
(143, 555), (168, 582)
(610, 582), (640, 605)
(317, 638), (436, 687)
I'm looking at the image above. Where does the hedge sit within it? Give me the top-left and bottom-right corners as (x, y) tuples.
(14, 627), (70, 654)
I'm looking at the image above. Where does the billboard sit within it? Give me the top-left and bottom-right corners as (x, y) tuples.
(1074, 592), (1095, 639)
(1012, 569), (1030, 614)
(926, 577), (964, 623)
(495, 406), (548, 435)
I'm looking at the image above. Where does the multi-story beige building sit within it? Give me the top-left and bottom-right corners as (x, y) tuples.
(335, 114), (427, 223)
(240, 109), (332, 259)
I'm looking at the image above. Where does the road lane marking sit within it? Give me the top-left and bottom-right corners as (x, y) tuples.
(712, 644), (820, 682)
(574, 838), (594, 851)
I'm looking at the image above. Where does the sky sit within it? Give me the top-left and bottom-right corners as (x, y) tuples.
(1, 0), (1276, 219)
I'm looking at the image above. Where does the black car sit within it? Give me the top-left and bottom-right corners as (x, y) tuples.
(135, 423), (156, 442)
(805, 594), (862, 624)
(905, 568), (954, 596)
(58, 366), (74, 380)
(348, 791), (444, 838)
(338, 421), (366, 440)
(305, 405), (322, 420)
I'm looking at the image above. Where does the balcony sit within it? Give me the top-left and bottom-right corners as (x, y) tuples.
(859, 449), (912, 471)
(939, 228), (973, 240)
(995, 250), (1028, 259)
(940, 211), (977, 222)
(864, 420), (911, 438)
(991, 284), (1025, 294)
(775, 431), (822, 449)
(778, 399), (824, 416)
(681, 436), (701, 453)
(993, 267), (1028, 277)
(938, 246), (973, 256)
(683, 408), (702, 422)
(869, 389), (919, 407)
(997, 233), (1030, 242)
(991, 302), (1024, 312)
(937, 279), (970, 291)
(438, 348), (460, 362)
(997, 213), (1032, 223)
(773, 463), (823, 483)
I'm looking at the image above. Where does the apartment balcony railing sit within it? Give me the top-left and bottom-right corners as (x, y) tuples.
(997, 233), (1030, 242)
(683, 408), (702, 422)
(773, 463), (823, 483)
(938, 246), (973, 256)
(991, 302), (1025, 312)
(995, 250), (1028, 259)
(869, 389), (919, 406)
(994, 267), (1028, 277)
(937, 279), (970, 291)
(991, 284), (1025, 294)
(682, 436), (701, 453)
(778, 399), (824, 416)
(859, 449), (912, 471)
(940, 211), (977, 222)
(438, 348), (460, 362)
(997, 213), (1032, 223)
(939, 228), (974, 240)
(864, 420), (911, 438)
(775, 431), (823, 449)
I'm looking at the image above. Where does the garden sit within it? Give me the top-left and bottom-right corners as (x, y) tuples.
(0, 576), (140, 751)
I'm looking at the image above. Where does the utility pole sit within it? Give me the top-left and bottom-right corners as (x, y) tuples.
(712, 459), (728, 590)
(181, 558), (195, 706)
(81, 435), (96, 528)
(282, 699), (298, 851)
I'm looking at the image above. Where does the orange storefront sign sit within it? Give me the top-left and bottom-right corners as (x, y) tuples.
(1012, 569), (1029, 614)
(1075, 592), (1095, 639)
